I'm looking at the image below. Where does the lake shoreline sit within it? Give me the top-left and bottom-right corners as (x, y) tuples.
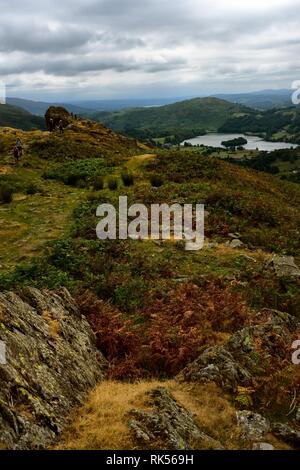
(182, 132), (298, 151)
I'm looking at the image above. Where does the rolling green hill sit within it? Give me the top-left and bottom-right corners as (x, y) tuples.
(0, 103), (46, 130)
(94, 96), (300, 145)
(94, 97), (251, 141)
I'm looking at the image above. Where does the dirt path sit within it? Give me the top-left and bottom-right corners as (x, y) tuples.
(126, 153), (157, 173)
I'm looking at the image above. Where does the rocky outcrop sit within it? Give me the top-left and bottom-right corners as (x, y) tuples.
(265, 255), (300, 277)
(271, 423), (300, 446)
(45, 106), (71, 131)
(177, 309), (300, 449)
(128, 387), (223, 450)
(178, 309), (299, 391)
(0, 287), (106, 449)
(236, 410), (270, 441)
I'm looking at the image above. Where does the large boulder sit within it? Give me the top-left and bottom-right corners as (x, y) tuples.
(0, 287), (107, 449)
(45, 106), (71, 131)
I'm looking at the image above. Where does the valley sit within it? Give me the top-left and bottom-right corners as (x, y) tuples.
(0, 108), (300, 450)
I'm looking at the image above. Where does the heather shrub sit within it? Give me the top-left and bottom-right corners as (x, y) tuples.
(93, 176), (104, 190)
(26, 183), (40, 195)
(150, 175), (163, 187)
(121, 172), (134, 187)
(0, 183), (13, 203)
(108, 177), (118, 190)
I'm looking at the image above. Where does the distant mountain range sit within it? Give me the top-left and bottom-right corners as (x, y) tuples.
(6, 97), (192, 116)
(68, 97), (191, 112)
(5, 88), (296, 118)
(61, 89), (297, 112)
(1, 89), (299, 138)
(6, 98), (94, 117)
(213, 89), (294, 110)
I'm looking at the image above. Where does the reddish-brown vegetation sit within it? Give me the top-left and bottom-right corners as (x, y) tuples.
(77, 281), (252, 379)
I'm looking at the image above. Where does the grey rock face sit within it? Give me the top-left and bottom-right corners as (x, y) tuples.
(178, 309), (299, 391)
(128, 387), (223, 450)
(236, 411), (270, 441)
(0, 287), (106, 449)
(271, 423), (300, 446)
(266, 255), (300, 277)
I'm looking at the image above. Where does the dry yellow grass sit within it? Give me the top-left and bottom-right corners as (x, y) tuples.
(55, 380), (242, 450)
(171, 382), (242, 449)
(55, 380), (166, 450)
(42, 310), (60, 339)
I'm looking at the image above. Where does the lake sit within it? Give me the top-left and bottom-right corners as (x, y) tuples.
(182, 133), (298, 151)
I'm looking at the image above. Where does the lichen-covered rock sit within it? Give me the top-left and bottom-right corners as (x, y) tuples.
(236, 410), (270, 441)
(265, 255), (300, 277)
(128, 387), (223, 450)
(271, 423), (300, 447)
(0, 287), (107, 449)
(178, 309), (299, 392)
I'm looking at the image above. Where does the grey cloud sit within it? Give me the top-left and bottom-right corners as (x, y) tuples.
(0, 0), (299, 98)
(0, 51), (187, 76)
(0, 24), (92, 53)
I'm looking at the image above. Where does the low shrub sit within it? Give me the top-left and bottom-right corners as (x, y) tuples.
(150, 175), (163, 187)
(0, 183), (13, 203)
(121, 172), (134, 187)
(108, 177), (118, 190)
(65, 174), (82, 186)
(93, 176), (104, 190)
(76, 179), (87, 189)
(26, 183), (40, 195)
(43, 158), (109, 186)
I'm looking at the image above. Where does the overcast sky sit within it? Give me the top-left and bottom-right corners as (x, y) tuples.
(0, 0), (299, 100)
